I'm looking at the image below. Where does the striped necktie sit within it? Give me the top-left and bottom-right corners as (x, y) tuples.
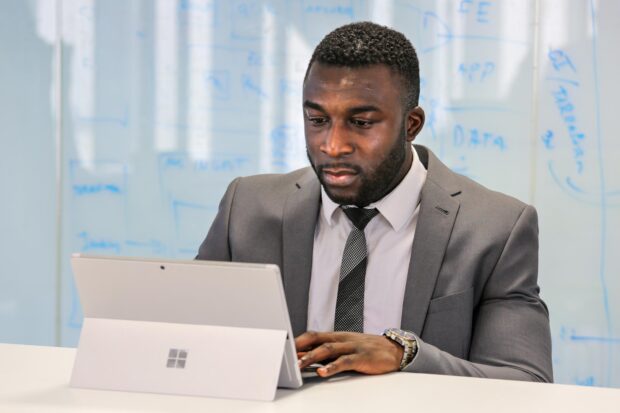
(334, 207), (379, 332)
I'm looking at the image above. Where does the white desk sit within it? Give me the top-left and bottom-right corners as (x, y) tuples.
(1, 343), (618, 412)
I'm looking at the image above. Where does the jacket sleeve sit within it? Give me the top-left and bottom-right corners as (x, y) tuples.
(195, 178), (240, 261)
(404, 205), (553, 382)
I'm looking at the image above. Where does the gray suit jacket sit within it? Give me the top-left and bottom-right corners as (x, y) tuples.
(196, 145), (553, 382)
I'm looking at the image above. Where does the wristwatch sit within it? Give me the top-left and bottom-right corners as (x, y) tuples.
(383, 328), (418, 370)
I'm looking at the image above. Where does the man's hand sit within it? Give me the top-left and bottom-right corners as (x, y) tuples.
(295, 331), (404, 377)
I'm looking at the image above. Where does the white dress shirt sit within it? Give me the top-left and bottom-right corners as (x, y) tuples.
(307, 145), (428, 335)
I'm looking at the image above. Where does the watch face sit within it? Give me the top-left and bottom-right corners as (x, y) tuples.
(389, 328), (416, 341)
(401, 330), (417, 340)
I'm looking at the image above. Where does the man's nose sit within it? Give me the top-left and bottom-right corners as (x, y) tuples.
(319, 122), (353, 158)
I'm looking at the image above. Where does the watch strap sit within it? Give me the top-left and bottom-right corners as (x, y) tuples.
(383, 328), (418, 370)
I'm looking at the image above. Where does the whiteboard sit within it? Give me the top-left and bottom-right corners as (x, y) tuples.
(0, 0), (618, 387)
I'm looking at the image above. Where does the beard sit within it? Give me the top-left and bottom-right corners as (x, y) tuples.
(307, 122), (408, 207)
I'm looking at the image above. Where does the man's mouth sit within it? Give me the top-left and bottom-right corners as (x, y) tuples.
(320, 167), (359, 187)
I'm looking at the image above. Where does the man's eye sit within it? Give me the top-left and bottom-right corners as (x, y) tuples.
(309, 117), (328, 126)
(351, 119), (373, 128)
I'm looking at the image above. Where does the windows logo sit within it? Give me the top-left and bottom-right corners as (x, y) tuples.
(167, 349), (188, 369)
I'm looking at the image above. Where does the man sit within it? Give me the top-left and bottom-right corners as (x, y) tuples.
(197, 22), (553, 382)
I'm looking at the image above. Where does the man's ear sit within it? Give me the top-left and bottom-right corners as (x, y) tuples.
(406, 106), (425, 142)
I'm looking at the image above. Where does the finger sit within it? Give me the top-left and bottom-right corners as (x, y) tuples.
(295, 331), (337, 351)
(295, 331), (359, 351)
(317, 354), (358, 377)
(298, 341), (356, 369)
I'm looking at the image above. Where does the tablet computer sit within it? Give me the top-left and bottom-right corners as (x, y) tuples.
(70, 254), (303, 400)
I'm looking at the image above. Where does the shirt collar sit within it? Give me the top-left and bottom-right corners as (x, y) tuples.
(320, 145), (427, 232)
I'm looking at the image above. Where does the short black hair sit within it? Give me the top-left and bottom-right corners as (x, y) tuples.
(305, 21), (420, 110)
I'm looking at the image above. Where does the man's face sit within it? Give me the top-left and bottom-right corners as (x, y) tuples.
(303, 63), (422, 207)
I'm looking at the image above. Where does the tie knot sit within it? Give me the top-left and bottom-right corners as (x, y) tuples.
(342, 207), (379, 230)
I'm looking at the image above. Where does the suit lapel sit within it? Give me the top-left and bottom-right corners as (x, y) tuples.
(281, 169), (321, 337)
(401, 147), (461, 335)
